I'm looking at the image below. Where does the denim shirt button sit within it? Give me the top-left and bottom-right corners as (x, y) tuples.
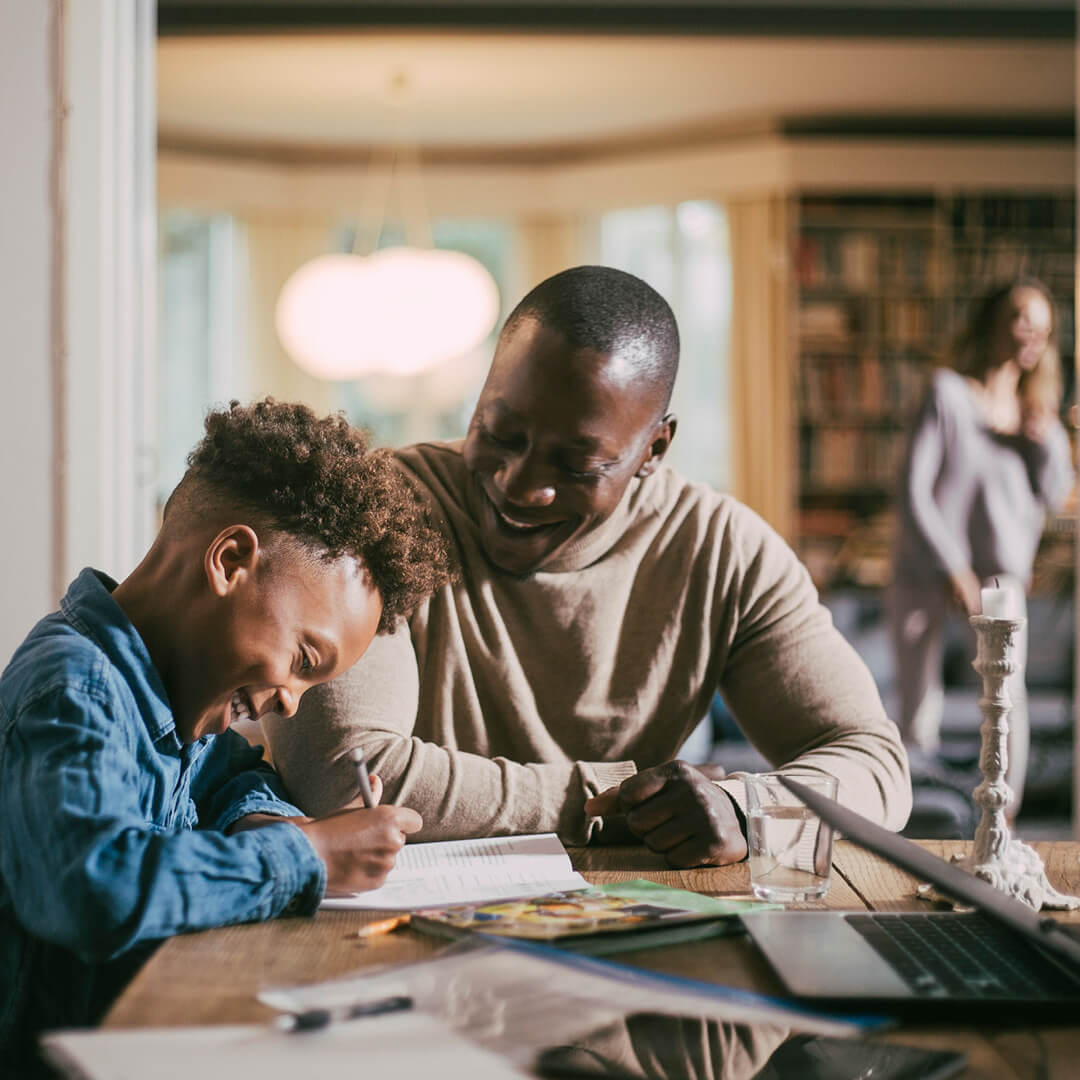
(284, 897), (301, 915)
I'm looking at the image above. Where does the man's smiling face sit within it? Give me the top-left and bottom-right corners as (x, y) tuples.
(462, 318), (673, 576)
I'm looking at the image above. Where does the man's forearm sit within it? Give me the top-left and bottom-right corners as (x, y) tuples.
(261, 634), (638, 844)
(715, 727), (911, 833)
(274, 720), (636, 844)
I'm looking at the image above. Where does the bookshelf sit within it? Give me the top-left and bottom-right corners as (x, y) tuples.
(794, 193), (1076, 593)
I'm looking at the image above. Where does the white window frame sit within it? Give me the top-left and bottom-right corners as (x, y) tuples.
(64, 0), (157, 583)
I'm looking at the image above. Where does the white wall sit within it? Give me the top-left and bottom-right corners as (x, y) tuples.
(0, 1), (55, 664)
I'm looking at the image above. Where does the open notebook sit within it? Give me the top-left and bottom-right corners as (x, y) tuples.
(320, 832), (588, 910)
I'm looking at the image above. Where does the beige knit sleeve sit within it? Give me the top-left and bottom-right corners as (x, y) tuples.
(713, 505), (912, 831)
(261, 624), (635, 844)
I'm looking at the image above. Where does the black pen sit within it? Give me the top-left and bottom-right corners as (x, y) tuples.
(275, 993), (413, 1033)
(348, 746), (375, 808)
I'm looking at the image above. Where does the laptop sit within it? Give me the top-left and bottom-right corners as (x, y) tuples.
(739, 776), (1080, 1017)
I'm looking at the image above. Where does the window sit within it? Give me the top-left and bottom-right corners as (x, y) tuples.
(157, 213), (515, 502)
(157, 211), (242, 515)
(594, 200), (733, 491)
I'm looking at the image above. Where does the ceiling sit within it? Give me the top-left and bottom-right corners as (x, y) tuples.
(156, 1), (1076, 39)
(157, 32), (1075, 161)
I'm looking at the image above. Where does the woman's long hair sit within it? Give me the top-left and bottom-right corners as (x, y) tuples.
(951, 275), (1062, 418)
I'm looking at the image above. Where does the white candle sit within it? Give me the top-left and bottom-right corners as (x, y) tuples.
(980, 585), (1013, 618)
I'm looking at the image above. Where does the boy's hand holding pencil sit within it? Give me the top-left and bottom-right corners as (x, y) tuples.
(299, 764), (422, 895)
(230, 758), (421, 895)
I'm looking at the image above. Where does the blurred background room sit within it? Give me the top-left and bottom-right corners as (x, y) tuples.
(3, 0), (1076, 837)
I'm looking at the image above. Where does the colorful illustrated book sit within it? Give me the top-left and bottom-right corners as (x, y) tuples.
(411, 878), (779, 956)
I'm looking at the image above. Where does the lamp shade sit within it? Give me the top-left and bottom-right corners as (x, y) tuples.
(275, 246), (500, 380)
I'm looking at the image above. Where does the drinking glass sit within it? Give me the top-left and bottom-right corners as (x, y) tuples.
(743, 773), (838, 902)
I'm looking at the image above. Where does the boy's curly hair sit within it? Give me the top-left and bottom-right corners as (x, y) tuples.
(168, 399), (452, 633)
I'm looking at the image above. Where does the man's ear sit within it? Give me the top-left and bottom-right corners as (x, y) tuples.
(205, 525), (260, 598)
(635, 414), (677, 478)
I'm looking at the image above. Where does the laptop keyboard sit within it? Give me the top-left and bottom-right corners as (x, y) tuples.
(845, 912), (1080, 999)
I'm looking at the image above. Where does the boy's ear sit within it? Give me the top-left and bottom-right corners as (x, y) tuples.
(205, 525), (260, 598)
(635, 414), (677, 479)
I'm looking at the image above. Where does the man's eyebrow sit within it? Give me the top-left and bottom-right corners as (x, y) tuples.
(486, 399), (615, 457)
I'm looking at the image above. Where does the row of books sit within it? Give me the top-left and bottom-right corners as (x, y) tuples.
(800, 353), (930, 419)
(799, 426), (907, 492)
(798, 297), (941, 349)
(878, 297), (938, 347)
(950, 246), (1074, 294)
(948, 195), (1075, 240)
(795, 230), (941, 292)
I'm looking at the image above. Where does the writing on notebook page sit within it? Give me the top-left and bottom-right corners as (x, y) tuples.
(320, 833), (588, 911)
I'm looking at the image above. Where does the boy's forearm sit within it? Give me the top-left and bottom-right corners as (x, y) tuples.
(1, 700), (325, 963)
(6, 817), (324, 962)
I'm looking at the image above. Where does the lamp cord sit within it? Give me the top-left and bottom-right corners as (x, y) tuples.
(351, 71), (433, 255)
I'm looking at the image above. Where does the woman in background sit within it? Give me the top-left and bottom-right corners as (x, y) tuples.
(889, 276), (1073, 814)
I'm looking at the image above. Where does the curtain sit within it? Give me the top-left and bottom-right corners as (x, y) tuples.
(727, 195), (794, 541)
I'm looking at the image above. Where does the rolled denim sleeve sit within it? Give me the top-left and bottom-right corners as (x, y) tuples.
(0, 684), (326, 964)
(190, 729), (307, 833)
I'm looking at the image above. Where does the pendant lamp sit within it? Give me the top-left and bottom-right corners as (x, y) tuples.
(274, 88), (499, 381)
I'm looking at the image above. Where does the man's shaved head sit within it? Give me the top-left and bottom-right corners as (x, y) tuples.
(500, 265), (680, 413)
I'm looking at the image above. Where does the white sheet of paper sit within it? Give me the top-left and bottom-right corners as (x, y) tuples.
(42, 1011), (525, 1080)
(320, 832), (588, 910)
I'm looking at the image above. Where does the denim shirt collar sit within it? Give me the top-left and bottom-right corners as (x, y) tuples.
(59, 568), (177, 746)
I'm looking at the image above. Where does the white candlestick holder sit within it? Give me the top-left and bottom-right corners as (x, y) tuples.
(920, 614), (1079, 912)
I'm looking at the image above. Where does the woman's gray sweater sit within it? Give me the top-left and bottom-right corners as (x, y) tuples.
(893, 368), (1073, 585)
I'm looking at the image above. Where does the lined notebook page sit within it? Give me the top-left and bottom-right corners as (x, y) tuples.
(320, 832), (588, 910)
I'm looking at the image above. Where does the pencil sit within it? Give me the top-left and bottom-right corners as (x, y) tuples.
(357, 914), (411, 939)
(276, 994), (413, 1031)
(348, 747), (375, 808)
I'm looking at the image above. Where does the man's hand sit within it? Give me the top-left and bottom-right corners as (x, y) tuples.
(584, 760), (747, 868)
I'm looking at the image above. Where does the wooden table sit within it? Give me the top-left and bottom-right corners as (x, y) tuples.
(106, 840), (1080, 1078)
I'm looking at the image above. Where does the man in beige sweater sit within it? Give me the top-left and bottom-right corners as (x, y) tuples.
(263, 266), (911, 866)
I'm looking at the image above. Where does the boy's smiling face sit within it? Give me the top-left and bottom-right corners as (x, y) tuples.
(170, 528), (382, 744)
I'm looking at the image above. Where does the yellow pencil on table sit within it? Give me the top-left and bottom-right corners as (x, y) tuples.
(357, 915), (410, 939)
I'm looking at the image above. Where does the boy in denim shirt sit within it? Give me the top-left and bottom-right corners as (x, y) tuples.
(0, 399), (451, 1073)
